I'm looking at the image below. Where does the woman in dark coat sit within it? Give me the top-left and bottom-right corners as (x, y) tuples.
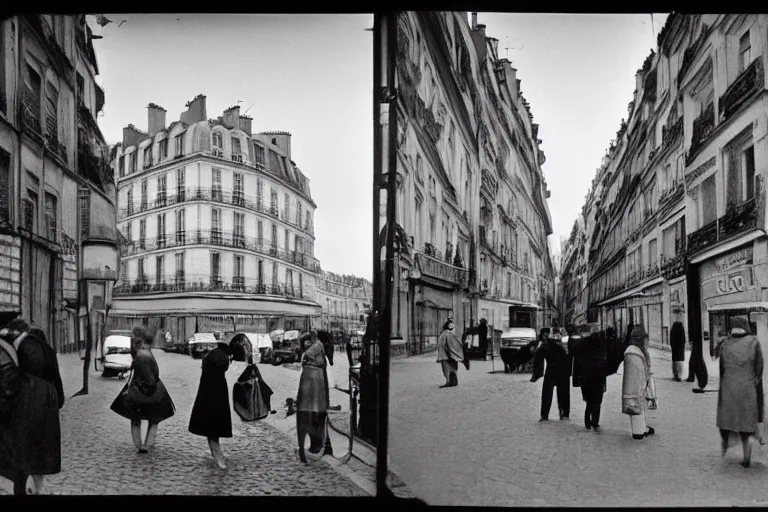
(670, 321), (686, 382)
(189, 341), (232, 469)
(111, 326), (175, 455)
(297, 332), (332, 457)
(0, 320), (64, 495)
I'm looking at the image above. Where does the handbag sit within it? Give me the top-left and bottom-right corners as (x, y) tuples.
(233, 364), (269, 422)
(645, 374), (658, 410)
(109, 369), (134, 419)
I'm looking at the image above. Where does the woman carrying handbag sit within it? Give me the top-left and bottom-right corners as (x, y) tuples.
(110, 327), (176, 454)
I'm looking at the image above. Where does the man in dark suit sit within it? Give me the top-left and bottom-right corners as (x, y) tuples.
(531, 328), (573, 421)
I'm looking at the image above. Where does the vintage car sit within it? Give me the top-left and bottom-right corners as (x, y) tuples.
(271, 330), (302, 365)
(499, 327), (539, 373)
(188, 332), (219, 359)
(102, 331), (133, 379)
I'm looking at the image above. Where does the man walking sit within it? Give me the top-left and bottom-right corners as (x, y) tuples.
(531, 328), (573, 421)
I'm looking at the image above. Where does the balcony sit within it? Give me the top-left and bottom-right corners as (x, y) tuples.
(688, 103), (715, 164)
(415, 251), (468, 288)
(117, 188), (313, 235)
(660, 252), (686, 281)
(113, 274), (304, 299)
(720, 59), (764, 123)
(661, 116), (683, 149)
(687, 197), (759, 256)
(120, 229), (322, 273)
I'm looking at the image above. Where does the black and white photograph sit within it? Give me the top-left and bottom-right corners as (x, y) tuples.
(3, 10), (768, 507)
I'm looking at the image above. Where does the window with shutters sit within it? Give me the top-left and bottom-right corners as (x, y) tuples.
(174, 134), (184, 157)
(140, 179), (147, 210)
(175, 252), (185, 284)
(234, 212), (245, 247)
(725, 130), (756, 208)
(157, 174), (167, 206)
(271, 223), (278, 249)
(210, 252), (221, 285)
(126, 189), (134, 216)
(234, 255), (244, 290)
(257, 260), (264, 292)
(233, 173), (244, 206)
(176, 209), (185, 244)
(155, 255), (164, 285)
(157, 213), (166, 247)
(45, 192), (57, 242)
(212, 168), (222, 201)
(211, 208), (221, 244)
(272, 263), (278, 290)
(139, 219), (146, 249)
(257, 220), (263, 245)
(175, 167), (185, 201)
(0, 149), (9, 225)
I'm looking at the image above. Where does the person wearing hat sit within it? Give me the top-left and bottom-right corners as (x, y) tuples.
(436, 319), (467, 388)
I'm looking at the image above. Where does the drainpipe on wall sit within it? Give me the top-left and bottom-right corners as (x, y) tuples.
(13, 17), (23, 318)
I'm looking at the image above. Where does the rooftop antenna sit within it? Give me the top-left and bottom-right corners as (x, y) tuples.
(244, 103), (254, 115)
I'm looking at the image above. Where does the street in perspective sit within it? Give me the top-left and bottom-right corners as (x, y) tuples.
(385, 11), (768, 507)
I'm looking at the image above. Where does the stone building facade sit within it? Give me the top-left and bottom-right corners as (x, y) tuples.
(0, 15), (117, 352)
(394, 12), (555, 354)
(563, 14), (768, 374)
(109, 95), (322, 341)
(315, 271), (372, 335)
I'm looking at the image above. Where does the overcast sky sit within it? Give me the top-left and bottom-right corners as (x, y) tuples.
(89, 14), (373, 280)
(478, 13), (669, 253)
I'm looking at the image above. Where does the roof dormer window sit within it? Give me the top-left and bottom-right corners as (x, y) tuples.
(212, 132), (223, 158)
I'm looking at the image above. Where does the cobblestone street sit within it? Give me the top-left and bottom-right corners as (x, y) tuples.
(0, 349), (365, 496)
(389, 349), (768, 507)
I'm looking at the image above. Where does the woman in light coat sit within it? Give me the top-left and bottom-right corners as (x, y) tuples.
(622, 324), (655, 440)
(717, 316), (763, 467)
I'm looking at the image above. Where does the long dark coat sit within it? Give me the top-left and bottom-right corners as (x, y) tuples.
(0, 332), (64, 475)
(189, 347), (232, 438)
(111, 348), (175, 424)
(531, 339), (572, 381)
(670, 322), (686, 362)
(717, 334), (763, 433)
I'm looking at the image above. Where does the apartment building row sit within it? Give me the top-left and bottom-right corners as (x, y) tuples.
(393, 12), (555, 354)
(560, 14), (768, 380)
(315, 271), (372, 335)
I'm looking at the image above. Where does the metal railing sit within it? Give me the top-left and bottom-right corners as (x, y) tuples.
(114, 273), (304, 298)
(124, 229), (322, 273)
(687, 197), (759, 255)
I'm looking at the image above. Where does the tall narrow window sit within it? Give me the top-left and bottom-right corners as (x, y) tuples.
(257, 260), (264, 292)
(254, 144), (265, 166)
(744, 145), (756, 201)
(175, 252), (185, 285)
(648, 238), (658, 267)
(139, 219), (146, 249)
(24, 190), (38, 233)
(234, 255), (244, 290)
(212, 168), (222, 201)
(739, 31), (751, 73)
(701, 174), (717, 226)
(284, 193), (290, 220)
(127, 188), (134, 216)
(45, 192), (57, 242)
(174, 134), (184, 157)
(155, 255), (164, 285)
(256, 179), (263, 208)
(130, 152), (137, 173)
(138, 258), (146, 282)
(231, 137), (242, 162)
(296, 202), (302, 228)
(159, 138), (168, 159)
(125, 221), (132, 242)
(157, 174), (167, 206)
(118, 155), (125, 178)
(157, 213), (166, 248)
(143, 145), (153, 168)
(234, 212), (245, 247)
(285, 228), (289, 252)
(298, 273), (303, 298)
(210, 252), (221, 286)
(23, 64), (41, 133)
(270, 188), (278, 215)
(140, 179), (148, 210)
(271, 223), (278, 250)
(233, 172), (244, 206)
(1, 150), (12, 224)
(272, 263), (278, 290)
(257, 220), (263, 245)
(211, 208), (221, 244)
(176, 209), (185, 244)
(286, 269), (294, 296)
(76, 72), (84, 104)
(212, 133), (223, 157)
(176, 167), (185, 201)
(45, 81), (58, 146)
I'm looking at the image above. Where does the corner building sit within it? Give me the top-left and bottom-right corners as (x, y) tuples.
(110, 95), (322, 339)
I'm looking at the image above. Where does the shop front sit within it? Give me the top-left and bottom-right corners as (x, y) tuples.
(697, 241), (768, 381)
(665, 278), (688, 349)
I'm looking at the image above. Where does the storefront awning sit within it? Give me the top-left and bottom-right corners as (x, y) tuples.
(707, 302), (768, 313)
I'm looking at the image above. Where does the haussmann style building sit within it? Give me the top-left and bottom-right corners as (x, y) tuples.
(315, 271), (372, 336)
(109, 95), (323, 340)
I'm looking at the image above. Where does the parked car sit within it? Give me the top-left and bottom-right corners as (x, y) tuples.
(271, 330), (302, 366)
(188, 332), (219, 359)
(102, 331), (133, 379)
(227, 332), (273, 363)
(499, 327), (538, 373)
(269, 329), (285, 344)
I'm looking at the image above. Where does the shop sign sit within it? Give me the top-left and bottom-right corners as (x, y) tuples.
(701, 246), (753, 282)
(702, 267), (756, 300)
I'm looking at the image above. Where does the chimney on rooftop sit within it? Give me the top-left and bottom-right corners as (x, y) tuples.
(122, 124), (147, 148)
(471, 12), (477, 29)
(180, 94), (207, 125)
(239, 116), (252, 136)
(470, 21), (487, 60)
(222, 106), (241, 131)
(147, 103), (167, 136)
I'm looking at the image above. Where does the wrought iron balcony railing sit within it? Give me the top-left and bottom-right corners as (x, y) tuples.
(114, 273), (304, 299)
(414, 251), (468, 288)
(719, 58), (764, 123)
(687, 197), (759, 256)
(688, 103), (715, 163)
(118, 187), (314, 236)
(660, 252), (686, 281)
(121, 229), (322, 273)
(661, 116), (683, 149)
